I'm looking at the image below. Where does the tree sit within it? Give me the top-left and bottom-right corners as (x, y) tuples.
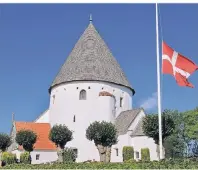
(86, 121), (118, 162)
(183, 108), (198, 157)
(0, 133), (11, 166)
(183, 108), (198, 141)
(16, 130), (37, 152)
(163, 110), (186, 158)
(49, 124), (73, 162)
(142, 110), (175, 159)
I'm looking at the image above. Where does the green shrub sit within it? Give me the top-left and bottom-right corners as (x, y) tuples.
(20, 152), (31, 164)
(122, 146), (134, 161)
(4, 158), (198, 169)
(1, 152), (16, 165)
(141, 148), (150, 161)
(63, 148), (77, 163)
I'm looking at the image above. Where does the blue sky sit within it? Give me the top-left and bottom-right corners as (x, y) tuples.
(0, 4), (198, 133)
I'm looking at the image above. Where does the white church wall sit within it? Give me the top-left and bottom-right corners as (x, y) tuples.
(131, 136), (159, 161)
(34, 109), (49, 123)
(30, 150), (58, 164)
(48, 81), (133, 162)
(111, 134), (129, 162)
(12, 149), (22, 160)
(12, 150), (58, 164)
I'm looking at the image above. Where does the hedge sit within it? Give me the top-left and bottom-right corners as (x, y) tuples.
(3, 159), (198, 169)
(20, 152), (31, 164)
(1, 152), (16, 165)
(122, 146), (134, 161)
(141, 148), (150, 161)
(63, 148), (77, 163)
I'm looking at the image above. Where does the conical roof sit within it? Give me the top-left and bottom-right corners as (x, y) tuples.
(49, 22), (134, 94)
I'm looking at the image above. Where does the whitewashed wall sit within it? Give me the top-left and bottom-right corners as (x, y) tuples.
(111, 110), (158, 162)
(12, 150), (58, 164)
(30, 150), (58, 164)
(48, 81), (133, 162)
(131, 136), (159, 161)
(35, 110), (49, 123)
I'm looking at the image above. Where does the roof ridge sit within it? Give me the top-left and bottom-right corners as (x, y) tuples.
(15, 121), (50, 125)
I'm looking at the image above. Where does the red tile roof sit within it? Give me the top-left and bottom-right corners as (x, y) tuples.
(15, 122), (57, 151)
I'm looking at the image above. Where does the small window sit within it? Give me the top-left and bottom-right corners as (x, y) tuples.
(73, 115), (76, 122)
(36, 154), (40, 160)
(115, 148), (119, 156)
(120, 97), (123, 107)
(135, 151), (139, 159)
(88, 86), (91, 89)
(73, 148), (78, 157)
(52, 95), (55, 104)
(79, 90), (86, 100)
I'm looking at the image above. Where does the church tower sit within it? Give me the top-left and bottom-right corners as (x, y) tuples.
(48, 18), (135, 162)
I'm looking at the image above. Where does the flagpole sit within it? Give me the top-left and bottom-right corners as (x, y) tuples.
(156, 3), (163, 160)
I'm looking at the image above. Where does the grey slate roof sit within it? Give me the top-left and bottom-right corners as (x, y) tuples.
(115, 108), (142, 135)
(131, 118), (145, 137)
(49, 22), (134, 94)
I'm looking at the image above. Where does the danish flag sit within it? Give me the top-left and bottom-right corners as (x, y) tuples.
(162, 41), (198, 88)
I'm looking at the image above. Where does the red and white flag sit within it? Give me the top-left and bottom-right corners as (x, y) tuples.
(162, 41), (198, 88)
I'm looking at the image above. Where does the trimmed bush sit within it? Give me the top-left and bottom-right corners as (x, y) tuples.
(1, 152), (16, 165)
(20, 152), (31, 164)
(63, 148), (77, 163)
(141, 148), (150, 161)
(122, 146), (134, 161)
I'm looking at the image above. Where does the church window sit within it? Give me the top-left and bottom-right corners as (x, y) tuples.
(36, 154), (40, 160)
(115, 148), (119, 156)
(79, 90), (86, 100)
(135, 151), (139, 159)
(73, 148), (78, 157)
(77, 87), (79, 89)
(102, 87), (104, 90)
(120, 97), (123, 107)
(88, 86), (90, 89)
(52, 95), (55, 104)
(73, 115), (76, 122)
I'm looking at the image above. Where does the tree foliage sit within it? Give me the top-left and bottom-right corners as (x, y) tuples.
(49, 124), (73, 163)
(142, 110), (175, 145)
(86, 121), (117, 147)
(86, 121), (118, 162)
(15, 130), (37, 152)
(49, 124), (73, 149)
(163, 110), (186, 158)
(183, 108), (198, 141)
(0, 133), (11, 166)
(0, 133), (11, 152)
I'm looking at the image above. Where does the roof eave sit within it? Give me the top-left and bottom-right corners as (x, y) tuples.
(48, 80), (135, 95)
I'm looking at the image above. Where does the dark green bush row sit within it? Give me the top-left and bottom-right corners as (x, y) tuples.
(3, 159), (198, 169)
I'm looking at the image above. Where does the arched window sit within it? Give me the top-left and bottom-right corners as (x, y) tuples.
(79, 90), (86, 100)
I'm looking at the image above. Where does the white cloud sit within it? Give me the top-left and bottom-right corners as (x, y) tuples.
(140, 92), (157, 110)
